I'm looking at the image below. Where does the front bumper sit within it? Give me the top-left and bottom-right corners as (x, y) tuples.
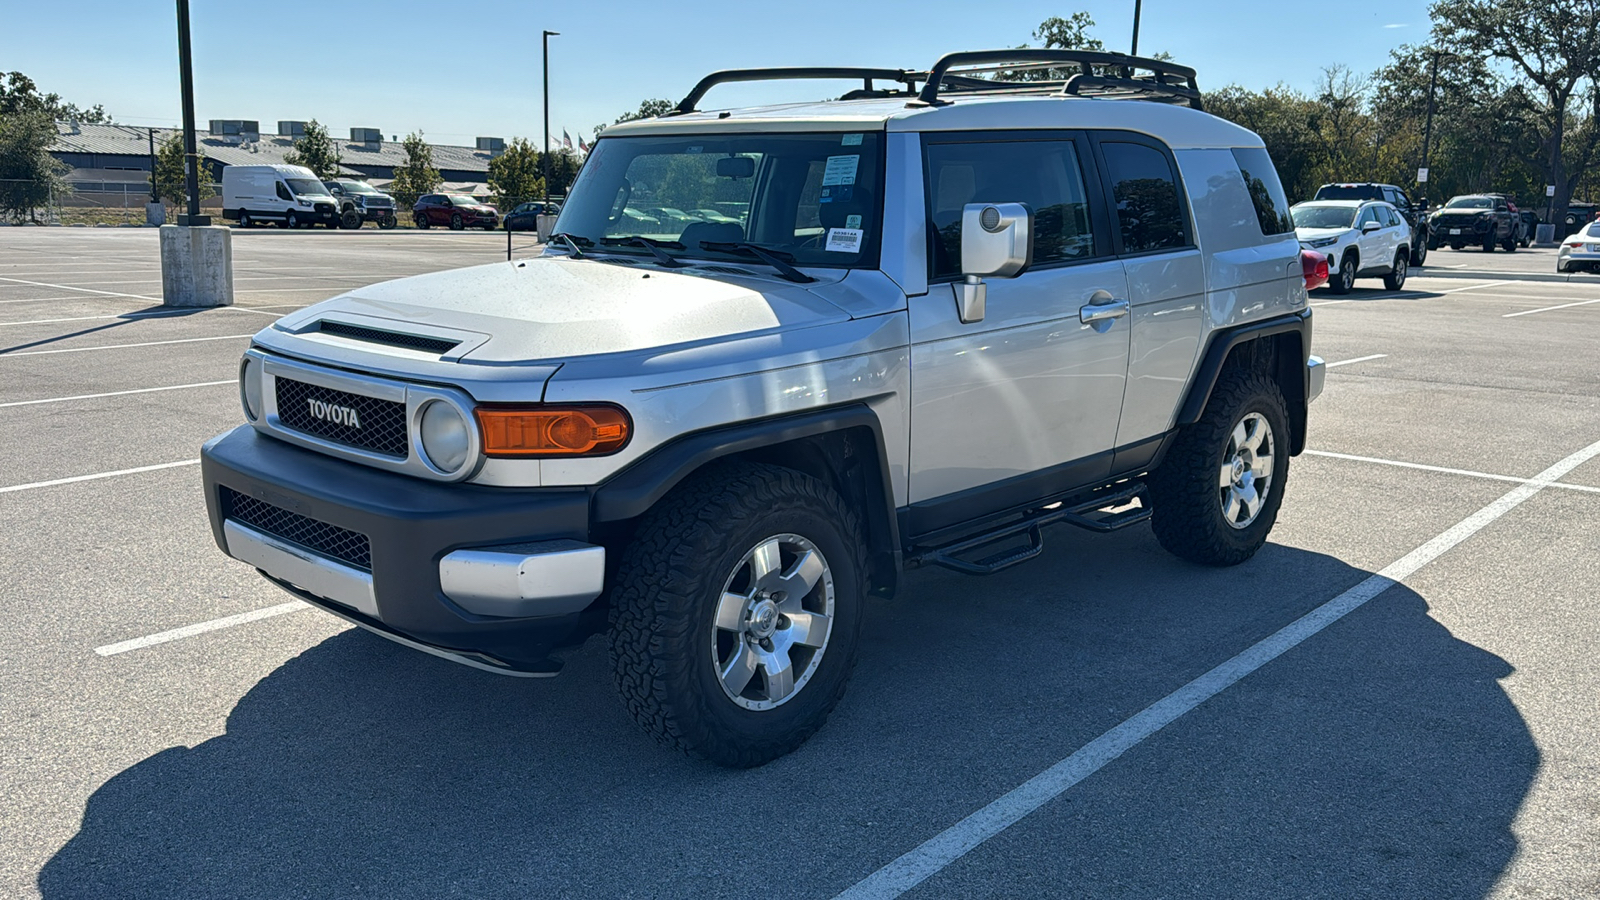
(202, 425), (603, 673)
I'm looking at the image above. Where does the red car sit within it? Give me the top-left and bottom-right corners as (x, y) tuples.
(412, 193), (499, 230)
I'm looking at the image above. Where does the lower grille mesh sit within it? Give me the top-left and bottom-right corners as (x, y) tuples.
(222, 487), (372, 571)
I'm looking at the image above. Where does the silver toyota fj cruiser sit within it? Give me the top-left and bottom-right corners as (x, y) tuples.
(203, 50), (1325, 767)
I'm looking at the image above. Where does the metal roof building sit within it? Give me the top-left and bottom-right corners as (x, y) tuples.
(49, 122), (496, 184)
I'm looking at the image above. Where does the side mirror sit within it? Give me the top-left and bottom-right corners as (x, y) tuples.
(954, 202), (1032, 324)
(1361, 221), (1381, 233)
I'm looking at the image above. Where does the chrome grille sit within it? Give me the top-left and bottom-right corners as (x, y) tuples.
(222, 487), (372, 570)
(275, 377), (407, 457)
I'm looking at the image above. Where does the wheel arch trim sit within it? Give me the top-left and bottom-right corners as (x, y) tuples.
(1175, 310), (1312, 456)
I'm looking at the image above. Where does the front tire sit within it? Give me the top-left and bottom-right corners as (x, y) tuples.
(450, 213), (464, 230)
(1410, 237), (1428, 266)
(1383, 250), (1408, 290)
(1503, 233), (1517, 252)
(285, 211), (300, 229)
(238, 211), (252, 228)
(1483, 233), (1496, 252)
(340, 210), (362, 230)
(1327, 251), (1356, 294)
(608, 462), (866, 768)
(1148, 371), (1290, 567)
(379, 215), (397, 230)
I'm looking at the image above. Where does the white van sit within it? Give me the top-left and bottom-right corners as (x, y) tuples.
(222, 164), (340, 229)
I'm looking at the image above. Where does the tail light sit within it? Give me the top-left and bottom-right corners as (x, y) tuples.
(475, 405), (631, 457)
(1301, 250), (1330, 291)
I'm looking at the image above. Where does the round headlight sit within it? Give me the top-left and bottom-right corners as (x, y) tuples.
(240, 357), (261, 421)
(419, 401), (471, 473)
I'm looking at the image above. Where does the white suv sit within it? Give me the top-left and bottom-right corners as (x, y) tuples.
(203, 50), (1325, 766)
(1291, 199), (1412, 293)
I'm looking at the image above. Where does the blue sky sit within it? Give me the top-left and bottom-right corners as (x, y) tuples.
(6, 0), (1434, 145)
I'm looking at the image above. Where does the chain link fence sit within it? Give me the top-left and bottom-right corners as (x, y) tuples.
(0, 177), (222, 226)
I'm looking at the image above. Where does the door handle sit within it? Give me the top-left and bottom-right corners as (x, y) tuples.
(1079, 297), (1129, 324)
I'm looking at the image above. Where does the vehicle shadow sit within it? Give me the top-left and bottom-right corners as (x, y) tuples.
(38, 539), (1536, 899)
(0, 306), (214, 355)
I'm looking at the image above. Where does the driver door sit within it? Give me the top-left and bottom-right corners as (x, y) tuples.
(907, 132), (1131, 534)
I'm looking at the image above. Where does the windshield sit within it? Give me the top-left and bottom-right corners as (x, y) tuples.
(1291, 205), (1356, 230)
(553, 132), (884, 268)
(1445, 196), (1494, 209)
(447, 194), (480, 206)
(340, 181), (379, 194)
(286, 178), (330, 197)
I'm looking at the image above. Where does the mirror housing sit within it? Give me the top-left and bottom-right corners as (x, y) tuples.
(952, 203), (1031, 325)
(1361, 220), (1380, 233)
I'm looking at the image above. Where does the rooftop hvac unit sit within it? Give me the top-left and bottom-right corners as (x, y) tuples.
(476, 137), (506, 155)
(278, 121), (308, 137)
(350, 127), (382, 145)
(208, 119), (260, 140)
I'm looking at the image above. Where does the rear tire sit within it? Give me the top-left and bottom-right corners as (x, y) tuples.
(1410, 237), (1427, 266)
(1383, 251), (1408, 290)
(1503, 233), (1517, 252)
(415, 214), (429, 229)
(1148, 371), (1290, 567)
(608, 462), (866, 768)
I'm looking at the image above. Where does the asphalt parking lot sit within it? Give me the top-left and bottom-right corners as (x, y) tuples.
(2, 230), (1598, 899)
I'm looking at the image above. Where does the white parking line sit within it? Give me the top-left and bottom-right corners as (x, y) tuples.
(0, 309), (239, 327)
(1502, 297), (1600, 318)
(94, 602), (308, 656)
(1304, 449), (1600, 495)
(0, 295), (99, 305)
(0, 276), (156, 302)
(0, 333), (255, 358)
(0, 380), (233, 409)
(0, 459), (199, 494)
(1323, 354), (1387, 368)
(833, 436), (1600, 900)
(1310, 299), (1349, 307)
(1435, 279), (1513, 294)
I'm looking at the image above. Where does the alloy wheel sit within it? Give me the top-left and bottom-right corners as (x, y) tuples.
(711, 533), (835, 711)
(1219, 412), (1275, 530)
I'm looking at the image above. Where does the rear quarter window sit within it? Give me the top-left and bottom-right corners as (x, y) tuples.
(1232, 148), (1294, 236)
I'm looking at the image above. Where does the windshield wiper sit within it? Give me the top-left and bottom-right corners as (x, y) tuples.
(549, 232), (591, 259)
(601, 236), (687, 268)
(698, 241), (815, 283)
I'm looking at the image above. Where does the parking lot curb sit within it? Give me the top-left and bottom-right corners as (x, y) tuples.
(1416, 268), (1600, 284)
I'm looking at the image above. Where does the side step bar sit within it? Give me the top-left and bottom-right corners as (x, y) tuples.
(913, 485), (1151, 576)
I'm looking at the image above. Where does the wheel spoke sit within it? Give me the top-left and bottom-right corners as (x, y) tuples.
(720, 641), (759, 697)
(714, 591), (750, 633)
(1241, 417), (1266, 452)
(1230, 420), (1249, 453)
(1238, 484), (1261, 520)
(784, 610), (831, 648)
(759, 648), (795, 702)
(749, 539), (783, 582)
(1250, 453), (1274, 479)
(1219, 462), (1235, 488)
(1223, 489), (1243, 523)
(775, 550), (825, 605)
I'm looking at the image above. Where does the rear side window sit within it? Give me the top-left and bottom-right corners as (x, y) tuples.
(924, 138), (1098, 278)
(1101, 141), (1187, 253)
(1231, 148), (1294, 237)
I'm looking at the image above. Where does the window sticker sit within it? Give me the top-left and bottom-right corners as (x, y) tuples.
(685, 146), (703, 154)
(819, 184), (854, 204)
(822, 155), (859, 186)
(825, 227), (863, 253)
(841, 133), (863, 146)
(845, 213), (862, 229)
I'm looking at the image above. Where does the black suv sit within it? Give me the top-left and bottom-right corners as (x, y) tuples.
(1313, 183), (1429, 266)
(1428, 194), (1520, 252)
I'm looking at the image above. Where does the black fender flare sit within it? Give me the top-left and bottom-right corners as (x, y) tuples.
(1175, 309), (1313, 455)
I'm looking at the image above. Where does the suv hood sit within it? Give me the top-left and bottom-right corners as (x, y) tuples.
(1295, 227), (1352, 242)
(272, 257), (853, 364)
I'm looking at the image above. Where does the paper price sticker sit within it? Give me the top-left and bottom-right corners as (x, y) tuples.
(825, 228), (863, 253)
(841, 133), (863, 146)
(822, 155), (860, 186)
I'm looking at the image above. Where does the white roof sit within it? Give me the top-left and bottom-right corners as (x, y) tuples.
(604, 94), (1262, 150)
(1293, 199), (1373, 209)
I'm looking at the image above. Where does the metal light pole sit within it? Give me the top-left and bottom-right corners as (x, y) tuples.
(148, 128), (158, 202)
(543, 30), (558, 202)
(1131, 0), (1143, 56)
(175, 0), (207, 225)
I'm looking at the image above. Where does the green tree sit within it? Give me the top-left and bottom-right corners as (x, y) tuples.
(282, 119), (340, 179)
(388, 130), (440, 210)
(545, 148), (582, 197)
(1432, 0), (1600, 219)
(0, 111), (71, 222)
(593, 98), (674, 137)
(486, 137), (545, 210)
(0, 71), (111, 122)
(152, 132), (213, 210)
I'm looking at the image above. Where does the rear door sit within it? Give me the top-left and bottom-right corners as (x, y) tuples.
(1355, 204), (1386, 270)
(907, 130), (1131, 532)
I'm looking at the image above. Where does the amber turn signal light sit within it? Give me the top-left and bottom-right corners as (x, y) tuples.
(475, 406), (631, 457)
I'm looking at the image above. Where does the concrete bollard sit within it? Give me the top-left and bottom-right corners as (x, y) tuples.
(146, 203), (166, 227)
(159, 224), (234, 307)
(1533, 223), (1557, 247)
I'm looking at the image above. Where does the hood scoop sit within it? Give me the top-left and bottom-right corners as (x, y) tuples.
(316, 320), (461, 355)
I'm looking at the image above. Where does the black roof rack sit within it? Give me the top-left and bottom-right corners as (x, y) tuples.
(915, 49), (1202, 110)
(669, 68), (922, 115)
